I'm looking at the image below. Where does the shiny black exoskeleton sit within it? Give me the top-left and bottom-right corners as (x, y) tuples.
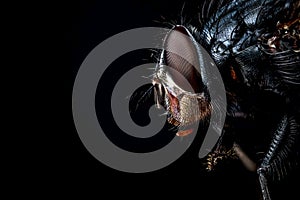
(152, 0), (300, 199)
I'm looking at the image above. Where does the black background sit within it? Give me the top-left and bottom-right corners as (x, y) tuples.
(58, 0), (300, 199)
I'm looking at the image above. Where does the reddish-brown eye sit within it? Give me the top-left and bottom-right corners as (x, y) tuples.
(164, 26), (204, 93)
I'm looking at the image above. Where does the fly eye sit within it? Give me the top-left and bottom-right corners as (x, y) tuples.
(162, 25), (205, 94)
(164, 51), (203, 93)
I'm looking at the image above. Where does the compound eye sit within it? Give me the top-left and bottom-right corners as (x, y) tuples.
(163, 25), (204, 94)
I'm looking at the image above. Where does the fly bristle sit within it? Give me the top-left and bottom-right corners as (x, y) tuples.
(205, 147), (238, 171)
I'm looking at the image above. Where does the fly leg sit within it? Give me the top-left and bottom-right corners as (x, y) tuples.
(257, 168), (271, 200)
(256, 115), (299, 200)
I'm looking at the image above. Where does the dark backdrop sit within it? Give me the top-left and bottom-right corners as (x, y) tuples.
(59, 1), (299, 199)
